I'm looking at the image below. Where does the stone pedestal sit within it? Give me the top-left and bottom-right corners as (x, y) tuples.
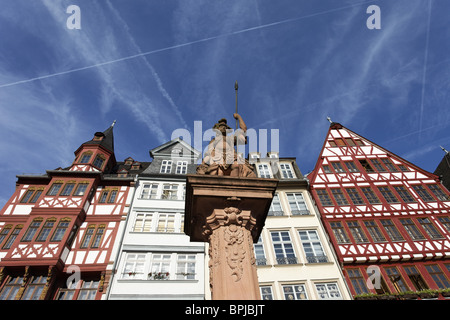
(184, 175), (278, 300)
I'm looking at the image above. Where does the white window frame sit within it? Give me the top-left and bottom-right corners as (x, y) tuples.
(175, 161), (188, 174)
(270, 231), (297, 264)
(279, 163), (296, 179)
(260, 285), (274, 300)
(315, 282), (342, 300)
(161, 184), (178, 200)
(298, 230), (328, 263)
(282, 284), (308, 300)
(140, 183), (158, 199)
(160, 160), (172, 173)
(268, 193), (284, 216)
(286, 192), (310, 215)
(257, 163), (272, 178)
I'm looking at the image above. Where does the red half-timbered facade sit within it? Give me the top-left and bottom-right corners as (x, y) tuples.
(309, 122), (450, 299)
(0, 122), (148, 300)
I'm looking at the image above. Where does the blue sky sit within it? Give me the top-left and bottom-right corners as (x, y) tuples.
(0, 0), (449, 207)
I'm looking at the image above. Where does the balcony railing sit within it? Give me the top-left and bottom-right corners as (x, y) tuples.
(276, 257), (298, 265)
(305, 255), (328, 263)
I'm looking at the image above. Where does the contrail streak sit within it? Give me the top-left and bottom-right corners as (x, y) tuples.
(0, 0), (376, 89)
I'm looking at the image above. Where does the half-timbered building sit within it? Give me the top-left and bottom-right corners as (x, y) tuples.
(0, 122), (149, 300)
(308, 121), (450, 299)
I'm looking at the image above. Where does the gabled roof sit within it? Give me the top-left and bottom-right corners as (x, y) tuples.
(309, 122), (439, 184)
(149, 137), (201, 161)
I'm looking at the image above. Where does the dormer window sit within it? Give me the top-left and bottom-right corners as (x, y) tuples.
(79, 152), (92, 164)
(279, 163), (295, 179)
(160, 160), (172, 173)
(257, 163), (272, 178)
(124, 157), (134, 165)
(131, 162), (141, 170)
(93, 155), (105, 169)
(175, 161), (187, 174)
(267, 152), (279, 159)
(118, 169), (128, 177)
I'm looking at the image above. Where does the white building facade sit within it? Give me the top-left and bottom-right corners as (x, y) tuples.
(248, 153), (352, 300)
(107, 139), (206, 299)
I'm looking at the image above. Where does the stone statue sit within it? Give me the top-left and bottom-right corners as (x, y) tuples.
(197, 113), (256, 177)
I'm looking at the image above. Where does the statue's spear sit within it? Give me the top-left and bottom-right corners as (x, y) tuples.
(235, 80), (239, 130)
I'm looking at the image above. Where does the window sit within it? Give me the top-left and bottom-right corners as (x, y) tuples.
(80, 225), (95, 248)
(133, 213), (153, 232)
(140, 183), (158, 199)
(176, 255), (196, 280)
(99, 190), (109, 203)
(412, 185), (434, 202)
(347, 221), (369, 243)
(347, 188), (365, 205)
(428, 184), (450, 201)
(359, 160), (374, 173)
(91, 225), (105, 248)
(79, 153), (92, 164)
(316, 189), (333, 206)
(370, 159), (386, 172)
(425, 265), (450, 289)
(330, 222), (350, 244)
(36, 218), (56, 242)
(56, 278), (99, 300)
(328, 140), (337, 147)
(268, 193), (284, 216)
(122, 253), (146, 279)
(347, 269), (369, 295)
(60, 183), (76, 196)
(385, 267), (409, 293)
(331, 162), (345, 173)
(21, 275), (46, 300)
(378, 186), (399, 203)
(254, 237), (267, 266)
(176, 161), (188, 174)
(51, 219), (71, 242)
(361, 187), (381, 204)
(282, 284), (308, 300)
(0, 276), (23, 300)
(271, 231), (297, 264)
(108, 190), (118, 203)
(29, 189), (43, 203)
(322, 165), (332, 174)
(381, 220), (404, 241)
(161, 184), (178, 200)
(149, 254), (171, 279)
(93, 155), (105, 169)
(279, 163), (295, 179)
(335, 138), (345, 146)
(298, 230), (327, 263)
(355, 140), (365, 146)
(47, 183), (63, 196)
(437, 216), (450, 233)
(417, 218), (443, 239)
(400, 219), (425, 240)
(257, 163), (272, 178)
(2, 225), (22, 249)
(20, 190), (35, 203)
(73, 183), (88, 196)
(381, 158), (398, 172)
(21, 218), (42, 242)
(404, 266), (428, 291)
(315, 283), (342, 300)
(393, 186), (415, 203)
(156, 214), (175, 233)
(77, 280), (99, 300)
(331, 188), (349, 206)
(160, 160), (172, 173)
(345, 162), (359, 172)
(260, 286), (273, 300)
(286, 193), (310, 215)
(398, 164), (409, 172)
(345, 138), (356, 147)
(0, 225), (12, 246)
(364, 220), (386, 242)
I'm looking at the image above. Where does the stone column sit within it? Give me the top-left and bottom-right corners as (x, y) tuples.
(203, 207), (259, 300)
